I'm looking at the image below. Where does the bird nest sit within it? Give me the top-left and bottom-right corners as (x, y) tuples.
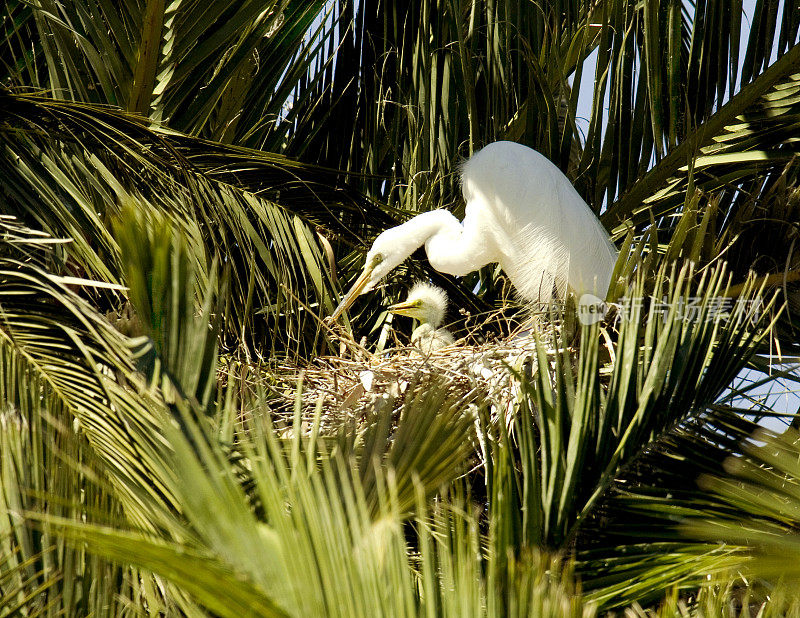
(222, 314), (569, 437)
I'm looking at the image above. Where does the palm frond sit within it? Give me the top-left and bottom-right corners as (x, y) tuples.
(605, 50), (800, 232)
(685, 427), (800, 581)
(0, 89), (376, 354)
(35, 390), (593, 617)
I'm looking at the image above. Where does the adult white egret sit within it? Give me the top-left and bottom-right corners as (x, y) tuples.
(330, 141), (617, 321)
(388, 282), (455, 352)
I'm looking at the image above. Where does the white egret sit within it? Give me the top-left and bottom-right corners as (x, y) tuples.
(388, 282), (455, 352)
(330, 141), (617, 321)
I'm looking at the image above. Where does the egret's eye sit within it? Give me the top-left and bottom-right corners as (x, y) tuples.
(372, 253), (384, 266)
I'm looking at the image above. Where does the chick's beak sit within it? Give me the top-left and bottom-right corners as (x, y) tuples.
(387, 299), (419, 320)
(329, 264), (374, 322)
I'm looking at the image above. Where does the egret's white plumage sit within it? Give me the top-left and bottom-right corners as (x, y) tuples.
(331, 141), (617, 320)
(388, 282), (455, 353)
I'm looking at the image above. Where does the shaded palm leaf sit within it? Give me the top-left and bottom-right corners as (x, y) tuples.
(685, 427), (800, 581)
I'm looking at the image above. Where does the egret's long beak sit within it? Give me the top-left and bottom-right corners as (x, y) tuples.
(387, 299), (420, 320)
(329, 264), (374, 322)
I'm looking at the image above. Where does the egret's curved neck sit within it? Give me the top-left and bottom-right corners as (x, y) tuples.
(393, 209), (497, 279)
(423, 209), (497, 277)
(397, 210), (462, 245)
(384, 210), (464, 272)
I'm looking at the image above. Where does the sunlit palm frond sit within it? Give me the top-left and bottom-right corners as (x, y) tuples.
(0, 216), (205, 613)
(0, 89), (381, 354)
(35, 392), (593, 618)
(12, 0), (331, 139)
